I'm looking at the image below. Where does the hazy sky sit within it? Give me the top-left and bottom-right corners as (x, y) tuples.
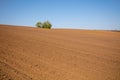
(0, 0), (120, 30)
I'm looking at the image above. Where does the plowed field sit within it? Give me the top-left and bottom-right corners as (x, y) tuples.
(0, 25), (120, 80)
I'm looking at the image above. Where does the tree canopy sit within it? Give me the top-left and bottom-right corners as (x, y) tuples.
(36, 21), (52, 29)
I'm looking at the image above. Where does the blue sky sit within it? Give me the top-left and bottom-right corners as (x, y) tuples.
(0, 0), (120, 30)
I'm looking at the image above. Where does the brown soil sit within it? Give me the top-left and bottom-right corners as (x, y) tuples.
(0, 25), (120, 80)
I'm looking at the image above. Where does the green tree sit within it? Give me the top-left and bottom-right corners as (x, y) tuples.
(36, 20), (52, 29)
(36, 22), (42, 28)
(42, 21), (52, 29)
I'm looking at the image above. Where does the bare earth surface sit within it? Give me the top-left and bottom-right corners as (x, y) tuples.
(0, 25), (120, 80)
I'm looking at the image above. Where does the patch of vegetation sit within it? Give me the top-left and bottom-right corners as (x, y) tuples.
(36, 21), (52, 29)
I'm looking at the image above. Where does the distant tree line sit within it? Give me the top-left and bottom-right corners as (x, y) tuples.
(36, 21), (52, 29)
